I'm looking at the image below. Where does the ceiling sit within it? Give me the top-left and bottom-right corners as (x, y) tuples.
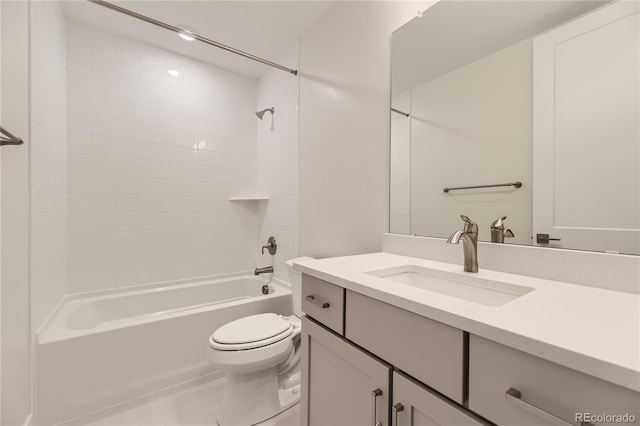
(61, 1), (333, 79)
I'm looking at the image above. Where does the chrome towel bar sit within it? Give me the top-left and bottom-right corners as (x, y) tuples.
(443, 181), (522, 193)
(0, 126), (24, 146)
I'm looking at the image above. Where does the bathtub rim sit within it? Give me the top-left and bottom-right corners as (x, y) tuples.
(38, 272), (293, 344)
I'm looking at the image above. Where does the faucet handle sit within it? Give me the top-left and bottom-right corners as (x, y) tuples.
(460, 215), (478, 232)
(261, 236), (277, 255)
(491, 216), (507, 230)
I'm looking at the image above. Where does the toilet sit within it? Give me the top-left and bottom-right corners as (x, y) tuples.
(206, 257), (312, 425)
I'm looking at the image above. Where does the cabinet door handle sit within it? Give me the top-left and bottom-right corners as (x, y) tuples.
(536, 233), (562, 244)
(371, 388), (382, 426)
(306, 295), (330, 309)
(392, 403), (404, 426)
(505, 388), (592, 426)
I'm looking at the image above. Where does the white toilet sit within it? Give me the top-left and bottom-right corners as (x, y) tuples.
(206, 257), (311, 426)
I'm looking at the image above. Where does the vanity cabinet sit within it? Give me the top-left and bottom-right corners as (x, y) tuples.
(469, 335), (640, 426)
(301, 274), (345, 334)
(301, 316), (391, 426)
(300, 273), (639, 426)
(301, 274), (481, 426)
(392, 372), (485, 426)
(346, 290), (465, 404)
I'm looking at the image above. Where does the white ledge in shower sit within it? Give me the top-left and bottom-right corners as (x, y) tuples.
(228, 196), (270, 201)
(293, 253), (640, 393)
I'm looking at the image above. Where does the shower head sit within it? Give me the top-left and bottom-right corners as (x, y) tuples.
(256, 107), (275, 120)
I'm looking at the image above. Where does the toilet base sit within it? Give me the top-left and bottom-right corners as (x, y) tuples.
(216, 367), (300, 426)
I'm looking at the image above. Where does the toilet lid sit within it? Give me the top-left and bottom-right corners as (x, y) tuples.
(212, 313), (291, 345)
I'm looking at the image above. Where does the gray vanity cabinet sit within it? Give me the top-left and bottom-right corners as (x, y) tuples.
(301, 316), (391, 426)
(345, 290), (465, 404)
(468, 335), (640, 426)
(300, 273), (639, 426)
(392, 372), (486, 426)
(300, 274), (483, 426)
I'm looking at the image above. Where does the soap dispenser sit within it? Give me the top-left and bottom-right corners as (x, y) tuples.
(490, 216), (514, 243)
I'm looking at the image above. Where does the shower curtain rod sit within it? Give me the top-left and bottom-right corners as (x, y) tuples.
(87, 0), (298, 76)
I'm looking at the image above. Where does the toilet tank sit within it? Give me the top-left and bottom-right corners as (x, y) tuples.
(285, 257), (314, 317)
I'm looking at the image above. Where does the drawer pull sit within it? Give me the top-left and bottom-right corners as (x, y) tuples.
(306, 295), (330, 309)
(392, 403), (404, 426)
(505, 388), (592, 426)
(371, 388), (382, 426)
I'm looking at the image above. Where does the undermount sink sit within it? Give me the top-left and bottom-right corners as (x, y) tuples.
(365, 265), (534, 307)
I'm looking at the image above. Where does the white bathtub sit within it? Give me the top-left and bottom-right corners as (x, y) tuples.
(36, 274), (293, 425)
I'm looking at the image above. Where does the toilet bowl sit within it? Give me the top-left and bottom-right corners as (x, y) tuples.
(206, 257), (312, 426)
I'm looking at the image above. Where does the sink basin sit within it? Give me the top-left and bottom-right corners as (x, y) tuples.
(365, 265), (534, 307)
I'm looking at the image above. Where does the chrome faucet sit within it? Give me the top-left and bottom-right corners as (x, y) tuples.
(490, 216), (514, 243)
(447, 215), (479, 273)
(254, 266), (274, 275)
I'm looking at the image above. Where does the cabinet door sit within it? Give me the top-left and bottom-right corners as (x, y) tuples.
(301, 316), (391, 426)
(392, 372), (487, 426)
(469, 335), (640, 426)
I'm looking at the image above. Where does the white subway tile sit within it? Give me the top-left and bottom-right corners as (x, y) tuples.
(115, 101), (139, 123)
(90, 135), (115, 157)
(89, 116), (115, 138)
(137, 160), (164, 180)
(90, 195), (116, 214)
(89, 75), (115, 99)
(68, 90), (89, 113)
(91, 155), (114, 176)
(65, 23), (284, 292)
(114, 158), (139, 178)
(114, 139), (139, 159)
(138, 87), (161, 108)
(68, 153), (92, 175)
(115, 83), (138, 104)
(115, 120), (138, 141)
(68, 112), (89, 134)
(90, 96), (115, 119)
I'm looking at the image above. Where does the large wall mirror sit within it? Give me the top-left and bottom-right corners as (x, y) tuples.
(390, 0), (639, 255)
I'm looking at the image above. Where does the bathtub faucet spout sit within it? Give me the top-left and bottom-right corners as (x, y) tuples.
(254, 266), (274, 275)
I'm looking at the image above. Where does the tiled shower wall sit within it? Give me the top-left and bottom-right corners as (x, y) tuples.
(256, 40), (299, 283)
(66, 21), (260, 293)
(31, 1), (67, 330)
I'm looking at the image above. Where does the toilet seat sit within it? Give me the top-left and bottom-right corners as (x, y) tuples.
(209, 313), (294, 351)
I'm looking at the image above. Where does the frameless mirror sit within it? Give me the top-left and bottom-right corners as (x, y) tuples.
(390, 0), (639, 255)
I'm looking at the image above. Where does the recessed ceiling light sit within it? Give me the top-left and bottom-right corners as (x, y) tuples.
(175, 25), (198, 41)
(168, 69), (181, 77)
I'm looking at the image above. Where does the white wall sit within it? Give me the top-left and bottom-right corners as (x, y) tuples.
(0, 3), (3, 420)
(1, 1), (31, 424)
(255, 40), (300, 282)
(31, 0), (68, 332)
(410, 39), (533, 244)
(390, 91), (411, 235)
(66, 22), (259, 293)
(299, 1), (432, 258)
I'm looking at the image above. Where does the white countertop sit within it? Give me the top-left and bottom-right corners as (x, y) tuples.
(294, 252), (640, 392)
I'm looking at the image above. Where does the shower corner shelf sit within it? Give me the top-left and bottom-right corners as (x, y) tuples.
(228, 196), (270, 201)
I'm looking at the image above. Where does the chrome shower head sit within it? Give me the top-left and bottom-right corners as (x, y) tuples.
(256, 107), (274, 120)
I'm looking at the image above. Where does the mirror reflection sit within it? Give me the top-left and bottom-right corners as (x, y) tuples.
(390, 0), (639, 255)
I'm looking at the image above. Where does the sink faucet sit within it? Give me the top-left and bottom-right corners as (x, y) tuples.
(254, 266), (274, 275)
(447, 215), (478, 273)
(490, 216), (514, 243)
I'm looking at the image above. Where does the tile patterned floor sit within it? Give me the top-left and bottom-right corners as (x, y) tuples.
(59, 374), (301, 426)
